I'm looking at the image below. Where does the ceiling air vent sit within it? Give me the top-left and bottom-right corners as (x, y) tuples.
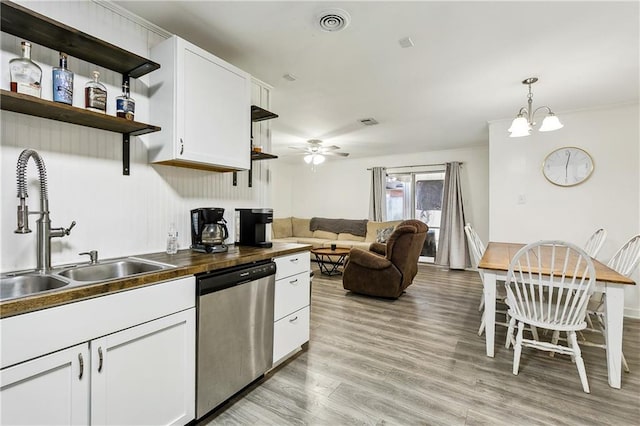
(316, 9), (351, 32)
(359, 118), (379, 126)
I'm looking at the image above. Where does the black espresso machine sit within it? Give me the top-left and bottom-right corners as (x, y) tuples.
(235, 208), (273, 248)
(191, 208), (229, 253)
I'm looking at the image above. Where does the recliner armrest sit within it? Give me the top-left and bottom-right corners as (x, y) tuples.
(369, 242), (386, 256)
(348, 248), (392, 270)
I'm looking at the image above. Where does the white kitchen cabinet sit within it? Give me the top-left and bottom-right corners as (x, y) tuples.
(0, 276), (196, 425)
(273, 252), (311, 365)
(91, 309), (195, 426)
(0, 343), (90, 426)
(251, 78), (273, 153)
(149, 35), (251, 172)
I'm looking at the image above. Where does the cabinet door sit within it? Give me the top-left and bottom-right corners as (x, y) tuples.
(91, 309), (195, 426)
(181, 43), (250, 170)
(0, 343), (90, 425)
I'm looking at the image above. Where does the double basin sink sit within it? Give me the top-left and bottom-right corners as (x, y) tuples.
(0, 258), (175, 301)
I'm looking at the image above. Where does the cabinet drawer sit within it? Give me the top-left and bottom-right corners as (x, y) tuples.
(275, 251), (310, 280)
(274, 272), (310, 321)
(273, 306), (310, 364)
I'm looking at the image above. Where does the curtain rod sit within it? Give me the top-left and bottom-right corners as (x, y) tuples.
(366, 162), (463, 170)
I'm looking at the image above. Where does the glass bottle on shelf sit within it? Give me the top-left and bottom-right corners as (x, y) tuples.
(116, 82), (135, 120)
(84, 70), (107, 113)
(52, 52), (73, 105)
(9, 41), (42, 97)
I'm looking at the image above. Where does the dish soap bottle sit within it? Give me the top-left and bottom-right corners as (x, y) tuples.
(85, 70), (107, 113)
(9, 41), (42, 97)
(52, 52), (73, 105)
(116, 82), (135, 120)
(166, 223), (178, 254)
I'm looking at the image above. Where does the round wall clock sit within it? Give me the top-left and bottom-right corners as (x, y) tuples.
(542, 147), (594, 187)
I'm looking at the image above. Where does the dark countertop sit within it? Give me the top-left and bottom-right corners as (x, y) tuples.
(0, 242), (311, 319)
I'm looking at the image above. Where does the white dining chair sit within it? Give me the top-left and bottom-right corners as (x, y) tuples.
(464, 223), (510, 336)
(579, 234), (640, 373)
(583, 228), (607, 258)
(505, 240), (596, 393)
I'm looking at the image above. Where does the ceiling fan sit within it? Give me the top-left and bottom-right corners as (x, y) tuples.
(288, 139), (350, 165)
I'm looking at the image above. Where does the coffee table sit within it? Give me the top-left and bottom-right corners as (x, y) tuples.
(311, 247), (351, 276)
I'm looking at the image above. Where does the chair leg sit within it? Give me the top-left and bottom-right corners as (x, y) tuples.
(513, 321), (525, 375)
(530, 326), (539, 341)
(622, 351), (630, 373)
(506, 316), (516, 349)
(478, 311), (486, 336)
(568, 331), (590, 393)
(550, 330), (560, 358)
(479, 293), (485, 311)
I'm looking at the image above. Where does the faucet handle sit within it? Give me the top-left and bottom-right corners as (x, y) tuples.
(79, 250), (98, 264)
(65, 221), (77, 235)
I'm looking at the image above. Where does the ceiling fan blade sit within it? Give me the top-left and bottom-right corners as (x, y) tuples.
(320, 145), (341, 151)
(324, 151), (350, 157)
(288, 146), (310, 151)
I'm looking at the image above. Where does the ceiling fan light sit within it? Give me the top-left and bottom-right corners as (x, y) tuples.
(313, 154), (325, 165)
(508, 116), (531, 137)
(304, 154), (313, 164)
(539, 113), (564, 132)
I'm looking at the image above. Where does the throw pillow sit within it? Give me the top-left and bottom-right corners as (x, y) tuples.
(376, 226), (394, 243)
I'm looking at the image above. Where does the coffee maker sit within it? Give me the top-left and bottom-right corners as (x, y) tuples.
(235, 208), (273, 248)
(191, 208), (229, 253)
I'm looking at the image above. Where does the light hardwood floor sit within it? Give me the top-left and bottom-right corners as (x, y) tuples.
(201, 264), (640, 425)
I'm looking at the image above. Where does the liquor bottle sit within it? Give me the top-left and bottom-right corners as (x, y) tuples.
(9, 41), (42, 97)
(84, 70), (107, 113)
(52, 52), (73, 105)
(116, 82), (135, 120)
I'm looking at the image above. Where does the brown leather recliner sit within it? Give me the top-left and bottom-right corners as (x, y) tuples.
(342, 220), (428, 298)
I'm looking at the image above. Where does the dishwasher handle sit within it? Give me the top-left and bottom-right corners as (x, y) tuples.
(197, 261), (276, 296)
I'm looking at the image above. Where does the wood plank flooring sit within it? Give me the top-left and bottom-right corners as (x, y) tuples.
(201, 264), (640, 425)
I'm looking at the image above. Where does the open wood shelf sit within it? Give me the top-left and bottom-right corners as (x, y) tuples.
(251, 151), (278, 161)
(251, 105), (278, 122)
(1, 90), (161, 136)
(0, 0), (159, 78)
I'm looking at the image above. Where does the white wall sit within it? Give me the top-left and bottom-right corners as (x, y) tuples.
(489, 103), (640, 317)
(0, 1), (270, 271)
(271, 145), (489, 244)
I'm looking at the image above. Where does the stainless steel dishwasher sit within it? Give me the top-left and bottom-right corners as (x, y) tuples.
(196, 260), (276, 419)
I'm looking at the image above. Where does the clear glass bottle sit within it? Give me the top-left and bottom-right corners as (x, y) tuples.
(84, 70), (107, 113)
(52, 52), (73, 105)
(116, 82), (135, 120)
(166, 223), (178, 254)
(9, 41), (42, 97)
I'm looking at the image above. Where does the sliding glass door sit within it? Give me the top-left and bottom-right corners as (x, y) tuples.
(386, 170), (445, 262)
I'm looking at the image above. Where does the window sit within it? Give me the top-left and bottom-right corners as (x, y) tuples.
(386, 170), (445, 263)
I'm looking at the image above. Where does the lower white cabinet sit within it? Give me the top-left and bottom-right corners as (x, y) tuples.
(91, 309), (195, 426)
(0, 276), (196, 426)
(1, 343), (90, 425)
(273, 252), (311, 365)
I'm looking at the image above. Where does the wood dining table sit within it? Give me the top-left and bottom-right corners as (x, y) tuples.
(478, 241), (636, 389)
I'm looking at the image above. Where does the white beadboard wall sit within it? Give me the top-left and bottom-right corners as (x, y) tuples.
(0, 1), (271, 272)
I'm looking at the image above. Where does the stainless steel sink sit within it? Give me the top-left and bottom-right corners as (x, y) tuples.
(0, 274), (70, 301)
(57, 258), (172, 282)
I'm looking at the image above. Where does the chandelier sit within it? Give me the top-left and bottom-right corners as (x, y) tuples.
(508, 77), (564, 137)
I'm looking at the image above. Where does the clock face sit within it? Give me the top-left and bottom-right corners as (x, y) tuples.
(542, 147), (594, 187)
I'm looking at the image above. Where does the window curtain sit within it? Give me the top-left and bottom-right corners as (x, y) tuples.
(369, 167), (387, 221)
(435, 162), (469, 269)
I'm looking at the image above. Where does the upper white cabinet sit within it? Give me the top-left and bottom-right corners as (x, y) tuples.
(149, 35), (251, 172)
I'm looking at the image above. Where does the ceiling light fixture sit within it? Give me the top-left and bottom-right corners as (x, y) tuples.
(304, 153), (325, 165)
(508, 77), (564, 137)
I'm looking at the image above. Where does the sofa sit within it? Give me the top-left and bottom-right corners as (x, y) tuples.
(271, 217), (403, 250)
